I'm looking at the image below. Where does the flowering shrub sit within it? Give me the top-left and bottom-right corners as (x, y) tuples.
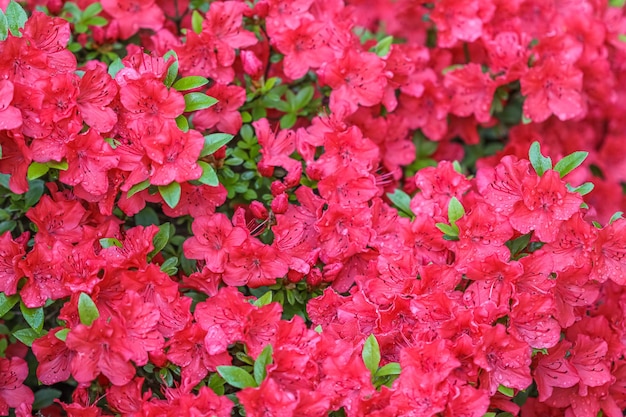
(1, 0), (626, 416)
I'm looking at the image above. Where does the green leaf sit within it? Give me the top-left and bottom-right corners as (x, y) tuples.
(27, 162), (50, 180)
(386, 189), (414, 219)
(191, 9), (204, 34)
(280, 112), (297, 129)
(375, 362), (401, 377)
(528, 141), (552, 176)
(6, 1), (28, 36)
(201, 133), (235, 157)
(54, 328), (70, 341)
(197, 161), (219, 187)
(164, 50), (179, 87)
(46, 160), (68, 170)
(82, 2), (103, 18)
(0, 293), (19, 318)
(253, 344), (273, 385)
(175, 115), (189, 132)
(99, 237), (122, 248)
(217, 366), (258, 389)
(498, 385), (515, 397)
(609, 211), (624, 224)
(553, 151), (588, 178)
(20, 302), (44, 333)
(208, 373), (226, 395)
(24, 180), (45, 207)
(150, 223), (171, 258)
(362, 334), (381, 376)
(108, 58), (124, 78)
(127, 179), (151, 198)
(566, 182), (594, 196)
(294, 85), (314, 110)
(173, 76), (209, 91)
(13, 328), (42, 347)
(372, 35), (393, 57)
(78, 292), (99, 326)
(0, 12), (8, 41)
(160, 257), (178, 276)
(84, 16), (107, 26)
(448, 197), (465, 224)
(253, 291), (272, 307)
(184, 93), (218, 112)
(435, 222), (459, 237)
(505, 233), (532, 257)
(609, 0), (625, 6)
(158, 182), (181, 209)
(135, 206), (160, 226)
(32, 388), (62, 411)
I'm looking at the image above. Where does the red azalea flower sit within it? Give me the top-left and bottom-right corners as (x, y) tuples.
(183, 213), (248, 273)
(31, 328), (73, 385)
(474, 324), (532, 395)
(22, 11), (76, 72)
(521, 58), (585, 122)
(430, 0), (494, 47)
(591, 218), (626, 285)
(59, 129), (120, 196)
(65, 316), (138, 387)
(533, 340), (580, 402)
(272, 21), (335, 80)
(192, 83), (246, 135)
(320, 49), (388, 114)
(101, 0), (165, 40)
(223, 238), (289, 287)
(0, 80), (23, 131)
(0, 357), (34, 416)
(238, 378), (298, 417)
(509, 169), (583, 243)
(316, 203), (373, 262)
(0, 231), (27, 296)
(444, 63), (495, 123)
(77, 62), (118, 133)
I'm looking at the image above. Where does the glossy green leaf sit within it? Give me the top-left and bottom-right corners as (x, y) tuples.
(127, 179), (150, 198)
(253, 344), (273, 385)
(0, 293), (19, 318)
(554, 151), (588, 178)
(149, 223), (171, 260)
(0, 12), (8, 41)
(197, 161), (219, 187)
(280, 112), (297, 129)
(294, 85), (314, 109)
(164, 50), (178, 87)
(375, 362), (401, 377)
(54, 328), (70, 341)
(13, 328), (42, 347)
(253, 291), (272, 307)
(27, 162), (50, 180)
(528, 141), (552, 176)
(99, 237), (122, 248)
(82, 2), (103, 18)
(20, 302), (44, 332)
(609, 211), (624, 224)
(6, 1), (28, 36)
(362, 334), (381, 376)
(217, 366), (258, 389)
(191, 10), (203, 34)
(78, 292), (99, 326)
(158, 182), (181, 209)
(173, 76), (209, 91)
(373, 35), (393, 56)
(184, 93), (218, 112)
(435, 222), (459, 237)
(175, 115), (189, 132)
(108, 58), (124, 78)
(448, 197), (465, 224)
(386, 189), (414, 219)
(201, 133), (235, 157)
(32, 388), (62, 411)
(498, 385), (515, 397)
(566, 182), (594, 196)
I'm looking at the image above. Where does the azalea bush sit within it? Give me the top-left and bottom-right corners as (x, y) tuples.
(1, 0), (626, 415)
